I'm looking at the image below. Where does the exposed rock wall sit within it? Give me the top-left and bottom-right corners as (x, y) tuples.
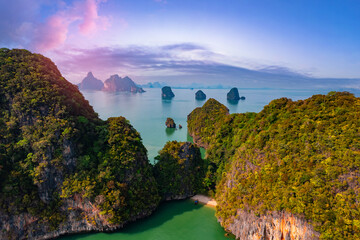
(0, 195), (157, 240)
(225, 210), (319, 240)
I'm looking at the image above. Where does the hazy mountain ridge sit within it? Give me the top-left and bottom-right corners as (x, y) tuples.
(78, 72), (145, 93)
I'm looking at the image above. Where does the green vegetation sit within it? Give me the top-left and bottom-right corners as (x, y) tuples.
(187, 93), (360, 239)
(154, 141), (204, 199)
(0, 48), (159, 237)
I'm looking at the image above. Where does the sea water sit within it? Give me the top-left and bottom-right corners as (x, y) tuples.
(81, 88), (349, 162)
(60, 87), (359, 240)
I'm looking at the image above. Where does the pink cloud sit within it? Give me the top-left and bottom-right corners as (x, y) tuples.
(34, 14), (71, 51)
(79, 0), (109, 35)
(33, 0), (109, 52)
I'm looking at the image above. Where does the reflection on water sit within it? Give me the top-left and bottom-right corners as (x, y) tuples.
(165, 127), (176, 136)
(227, 99), (239, 105)
(59, 200), (233, 240)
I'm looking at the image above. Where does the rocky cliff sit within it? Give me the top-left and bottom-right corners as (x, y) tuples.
(103, 74), (145, 93)
(0, 48), (159, 240)
(224, 210), (319, 240)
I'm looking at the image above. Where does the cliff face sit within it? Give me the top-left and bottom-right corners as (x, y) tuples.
(103, 75), (144, 93)
(0, 194), (155, 240)
(0, 49), (159, 240)
(225, 210), (319, 240)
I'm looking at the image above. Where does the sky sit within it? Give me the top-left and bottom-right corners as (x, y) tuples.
(1, 0), (360, 87)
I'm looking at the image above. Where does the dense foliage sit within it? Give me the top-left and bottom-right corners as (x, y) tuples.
(0, 48), (159, 237)
(154, 141), (204, 199)
(188, 93), (360, 239)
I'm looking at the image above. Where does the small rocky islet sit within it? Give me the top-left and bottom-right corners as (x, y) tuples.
(165, 117), (176, 128)
(227, 87), (245, 101)
(161, 86), (175, 99)
(195, 90), (206, 100)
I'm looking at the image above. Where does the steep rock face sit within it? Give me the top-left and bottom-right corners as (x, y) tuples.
(103, 75), (145, 93)
(225, 210), (319, 240)
(195, 90), (206, 100)
(0, 49), (159, 240)
(153, 142), (204, 200)
(227, 87), (240, 101)
(161, 86), (175, 99)
(78, 72), (104, 90)
(165, 117), (176, 128)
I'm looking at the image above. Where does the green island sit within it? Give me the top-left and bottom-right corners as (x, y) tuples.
(188, 94), (360, 239)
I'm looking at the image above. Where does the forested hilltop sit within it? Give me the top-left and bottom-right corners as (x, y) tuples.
(188, 93), (360, 239)
(0, 48), (160, 239)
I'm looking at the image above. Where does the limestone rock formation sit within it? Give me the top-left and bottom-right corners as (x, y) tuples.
(153, 141), (204, 201)
(0, 49), (159, 240)
(161, 86), (175, 99)
(188, 93), (360, 239)
(78, 72), (104, 90)
(195, 90), (206, 100)
(103, 75), (145, 93)
(224, 210), (319, 240)
(165, 117), (176, 128)
(227, 87), (240, 101)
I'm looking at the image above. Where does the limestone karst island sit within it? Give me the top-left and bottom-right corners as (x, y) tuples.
(1, 1), (360, 240)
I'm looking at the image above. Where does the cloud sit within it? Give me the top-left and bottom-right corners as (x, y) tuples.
(51, 43), (360, 89)
(154, 0), (167, 4)
(31, 0), (109, 51)
(33, 14), (72, 52)
(79, 0), (109, 35)
(161, 43), (206, 51)
(0, 0), (43, 47)
(53, 43), (216, 79)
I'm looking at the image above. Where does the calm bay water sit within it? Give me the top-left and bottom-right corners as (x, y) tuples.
(81, 88), (348, 162)
(60, 200), (229, 240)
(60, 87), (359, 240)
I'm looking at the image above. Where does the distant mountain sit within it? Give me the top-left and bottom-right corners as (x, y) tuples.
(78, 72), (104, 90)
(141, 81), (165, 88)
(102, 74), (145, 93)
(103, 75), (145, 93)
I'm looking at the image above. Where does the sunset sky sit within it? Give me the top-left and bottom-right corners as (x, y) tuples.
(1, 0), (360, 87)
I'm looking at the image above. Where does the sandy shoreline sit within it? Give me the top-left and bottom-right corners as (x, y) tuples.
(190, 194), (217, 207)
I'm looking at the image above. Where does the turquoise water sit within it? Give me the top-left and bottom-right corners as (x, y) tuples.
(60, 200), (230, 240)
(67, 88), (359, 240)
(82, 88), (344, 162)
